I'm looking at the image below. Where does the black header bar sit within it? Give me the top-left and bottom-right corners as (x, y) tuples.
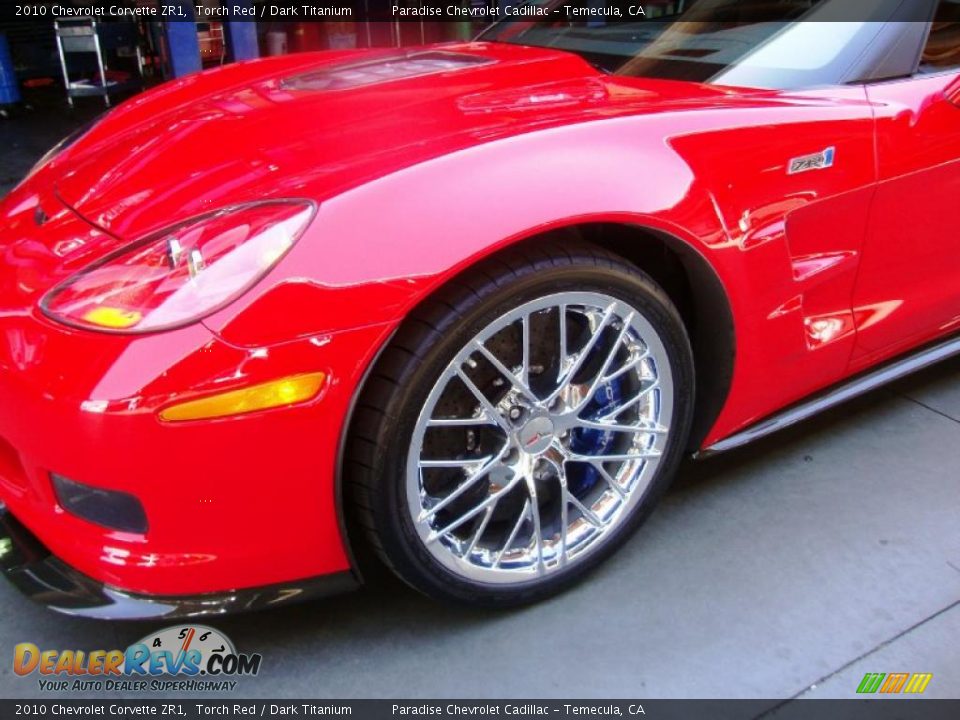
(0, 0), (943, 24)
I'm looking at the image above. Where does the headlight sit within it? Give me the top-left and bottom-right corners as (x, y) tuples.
(40, 200), (315, 333)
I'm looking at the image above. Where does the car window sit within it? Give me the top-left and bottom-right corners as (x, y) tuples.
(479, 0), (913, 90)
(480, 0), (825, 82)
(920, 1), (960, 73)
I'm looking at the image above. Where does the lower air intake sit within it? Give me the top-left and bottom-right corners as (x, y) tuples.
(51, 474), (148, 534)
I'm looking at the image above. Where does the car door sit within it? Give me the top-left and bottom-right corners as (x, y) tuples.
(850, 7), (960, 370)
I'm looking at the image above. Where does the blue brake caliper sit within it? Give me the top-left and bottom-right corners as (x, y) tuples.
(568, 377), (623, 495)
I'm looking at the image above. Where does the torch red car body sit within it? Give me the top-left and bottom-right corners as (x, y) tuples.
(1, 9), (959, 616)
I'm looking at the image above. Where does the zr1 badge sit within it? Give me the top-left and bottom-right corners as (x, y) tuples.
(788, 147), (836, 174)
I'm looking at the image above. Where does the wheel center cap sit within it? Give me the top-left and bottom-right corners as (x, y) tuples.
(518, 415), (555, 455)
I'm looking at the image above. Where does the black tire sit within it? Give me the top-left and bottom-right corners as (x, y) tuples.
(345, 240), (695, 608)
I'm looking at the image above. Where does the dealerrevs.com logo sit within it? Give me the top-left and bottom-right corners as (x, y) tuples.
(14, 625), (262, 693)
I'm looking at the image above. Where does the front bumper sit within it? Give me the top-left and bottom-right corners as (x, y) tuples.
(0, 503), (357, 619)
(0, 313), (394, 599)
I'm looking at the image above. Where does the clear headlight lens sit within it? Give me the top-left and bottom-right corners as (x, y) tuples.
(40, 201), (315, 333)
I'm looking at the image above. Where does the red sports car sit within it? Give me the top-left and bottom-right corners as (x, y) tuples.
(1, 1), (959, 617)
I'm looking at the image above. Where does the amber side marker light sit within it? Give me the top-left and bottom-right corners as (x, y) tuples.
(159, 372), (326, 422)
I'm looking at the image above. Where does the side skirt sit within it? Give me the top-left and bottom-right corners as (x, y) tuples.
(697, 333), (960, 458)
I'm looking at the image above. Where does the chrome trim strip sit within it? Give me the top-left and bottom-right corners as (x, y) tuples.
(699, 334), (960, 458)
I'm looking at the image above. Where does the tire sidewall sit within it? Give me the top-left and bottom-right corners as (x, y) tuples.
(369, 259), (695, 606)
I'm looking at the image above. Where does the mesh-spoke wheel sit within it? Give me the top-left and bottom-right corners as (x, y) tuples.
(346, 243), (694, 607)
(408, 293), (673, 583)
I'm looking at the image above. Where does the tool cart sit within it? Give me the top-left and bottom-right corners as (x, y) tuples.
(55, 17), (144, 107)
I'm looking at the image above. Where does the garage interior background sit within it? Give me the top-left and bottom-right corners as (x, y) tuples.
(0, 0), (513, 111)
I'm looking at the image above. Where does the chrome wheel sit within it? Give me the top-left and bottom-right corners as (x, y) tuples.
(406, 292), (674, 584)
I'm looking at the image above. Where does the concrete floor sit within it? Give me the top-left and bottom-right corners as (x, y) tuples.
(1, 92), (958, 702)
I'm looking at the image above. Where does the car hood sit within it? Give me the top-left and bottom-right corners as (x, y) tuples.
(50, 42), (741, 241)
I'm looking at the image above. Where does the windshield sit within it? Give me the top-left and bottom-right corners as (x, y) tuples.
(479, 0), (890, 89)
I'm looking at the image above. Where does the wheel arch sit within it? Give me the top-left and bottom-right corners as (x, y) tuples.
(336, 219), (735, 580)
(340, 218), (734, 495)
(337, 220), (737, 595)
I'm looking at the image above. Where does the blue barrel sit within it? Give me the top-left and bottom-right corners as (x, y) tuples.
(0, 33), (21, 105)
